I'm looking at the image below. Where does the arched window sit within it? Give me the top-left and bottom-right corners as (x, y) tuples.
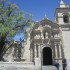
(63, 15), (69, 23)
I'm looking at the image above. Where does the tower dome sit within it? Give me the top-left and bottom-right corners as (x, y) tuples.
(58, 0), (69, 8)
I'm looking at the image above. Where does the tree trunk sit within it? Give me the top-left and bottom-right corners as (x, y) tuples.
(0, 35), (6, 61)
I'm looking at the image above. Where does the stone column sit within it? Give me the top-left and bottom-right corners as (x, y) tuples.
(61, 44), (64, 59)
(38, 44), (41, 58)
(59, 44), (62, 58)
(56, 44), (60, 58)
(34, 44), (37, 58)
(59, 44), (63, 70)
(53, 44), (55, 63)
(34, 44), (41, 66)
(55, 44), (58, 59)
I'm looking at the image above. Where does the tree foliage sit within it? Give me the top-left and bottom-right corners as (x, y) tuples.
(0, 0), (31, 61)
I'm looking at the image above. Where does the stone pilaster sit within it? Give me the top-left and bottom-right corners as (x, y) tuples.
(56, 44), (60, 58)
(38, 44), (41, 58)
(34, 44), (37, 58)
(55, 44), (58, 59)
(59, 44), (62, 58)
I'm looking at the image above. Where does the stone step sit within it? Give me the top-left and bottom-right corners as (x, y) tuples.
(0, 62), (34, 67)
(0, 63), (63, 70)
(42, 66), (57, 70)
(0, 66), (63, 70)
(0, 62), (35, 70)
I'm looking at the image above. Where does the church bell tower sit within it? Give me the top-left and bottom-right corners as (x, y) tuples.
(55, 0), (70, 25)
(55, 0), (70, 70)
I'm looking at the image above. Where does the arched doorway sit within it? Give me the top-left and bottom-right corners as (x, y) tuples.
(43, 47), (52, 65)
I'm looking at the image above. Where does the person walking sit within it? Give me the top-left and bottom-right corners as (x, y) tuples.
(54, 61), (60, 70)
(62, 59), (67, 70)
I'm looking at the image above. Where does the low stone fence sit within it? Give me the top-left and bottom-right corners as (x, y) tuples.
(0, 62), (35, 70)
(0, 62), (34, 67)
(0, 62), (57, 70)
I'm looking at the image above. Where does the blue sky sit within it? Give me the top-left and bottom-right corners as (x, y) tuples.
(6, 0), (70, 21)
(6, 0), (70, 41)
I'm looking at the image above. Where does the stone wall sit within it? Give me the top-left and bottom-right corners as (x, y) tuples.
(0, 62), (57, 70)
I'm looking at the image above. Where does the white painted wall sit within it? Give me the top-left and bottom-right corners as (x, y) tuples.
(62, 30), (70, 65)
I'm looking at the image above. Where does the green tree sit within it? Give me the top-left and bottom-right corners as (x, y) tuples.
(0, 0), (31, 61)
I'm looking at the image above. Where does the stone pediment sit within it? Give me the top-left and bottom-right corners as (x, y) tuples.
(30, 18), (60, 39)
(40, 18), (59, 28)
(32, 18), (59, 31)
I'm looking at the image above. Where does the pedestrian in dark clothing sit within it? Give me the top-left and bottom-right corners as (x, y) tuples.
(62, 59), (67, 70)
(54, 61), (60, 70)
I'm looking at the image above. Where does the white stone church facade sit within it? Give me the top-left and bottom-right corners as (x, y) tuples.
(0, 0), (70, 70)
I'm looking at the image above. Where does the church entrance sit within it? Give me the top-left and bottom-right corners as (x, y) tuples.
(43, 47), (52, 65)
